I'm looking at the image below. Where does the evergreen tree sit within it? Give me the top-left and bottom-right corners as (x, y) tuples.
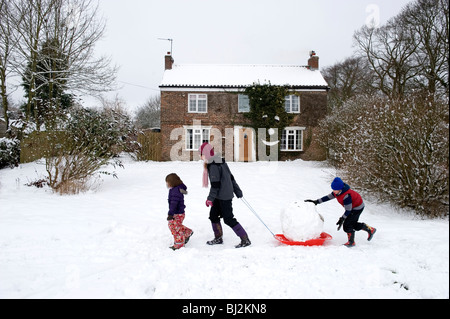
(21, 38), (73, 129)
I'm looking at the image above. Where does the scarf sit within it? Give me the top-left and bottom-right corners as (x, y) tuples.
(202, 162), (209, 188)
(200, 143), (214, 188)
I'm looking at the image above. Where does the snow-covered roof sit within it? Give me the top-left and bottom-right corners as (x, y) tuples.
(160, 64), (329, 89)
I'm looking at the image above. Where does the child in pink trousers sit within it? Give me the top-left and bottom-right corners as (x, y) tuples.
(166, 173), (193, 250)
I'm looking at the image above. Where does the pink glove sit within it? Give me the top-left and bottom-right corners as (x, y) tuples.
(206, 200), (213, 207)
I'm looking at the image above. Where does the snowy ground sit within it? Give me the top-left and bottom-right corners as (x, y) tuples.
(0, 157), (448, 299)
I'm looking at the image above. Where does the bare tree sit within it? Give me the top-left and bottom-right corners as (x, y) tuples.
(0, 0), (10, 127)
(9, 0), (117, 129)
(52, 0), (118, 97)
(322, 56), (376, 111)
(319, 0), (449, 216)
(353, 0), (449, 98)
(9, 0), (56, 127)
(353, 20), (419, 99)
(134, 95), (161, 129)
(0, 0), (23, 129)
(400, 0), (449, 95)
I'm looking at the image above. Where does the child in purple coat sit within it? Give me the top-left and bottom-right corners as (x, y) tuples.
(166, 173), (193, 250)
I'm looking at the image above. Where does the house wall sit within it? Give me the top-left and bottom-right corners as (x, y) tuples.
(160, 90), (328, 161)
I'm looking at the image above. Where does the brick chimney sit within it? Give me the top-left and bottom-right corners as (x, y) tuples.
(165, 52), (174, 70)
(307, 51), (319, 70)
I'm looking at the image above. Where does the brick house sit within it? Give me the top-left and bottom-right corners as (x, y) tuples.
(159, 51), (329, 162)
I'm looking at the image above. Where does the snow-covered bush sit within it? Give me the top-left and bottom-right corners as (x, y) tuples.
(45, 107), (135, 194)
(0, 138), (20, 169)
(318, 93), (449, 217)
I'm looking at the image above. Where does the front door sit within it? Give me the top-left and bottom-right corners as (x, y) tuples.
(238, 128), (253, 162)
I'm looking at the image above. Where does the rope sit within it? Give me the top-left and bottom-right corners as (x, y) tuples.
(241, 197), (275, 237)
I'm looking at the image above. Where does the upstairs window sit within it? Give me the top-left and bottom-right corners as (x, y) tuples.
(189, 94), (208, 113)
(238, 94), (250, 113)
(285, 95), (300, 113)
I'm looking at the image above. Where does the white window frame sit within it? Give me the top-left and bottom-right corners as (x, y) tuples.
(185, 126), (211, 151)
(281, 127), (305, 151)
(188, 94), (208, 113)
(238, 94), (250, 113)
(285, 95), (300, 114)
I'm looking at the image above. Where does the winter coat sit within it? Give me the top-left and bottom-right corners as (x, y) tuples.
(168, 183), (187, 216)
(318, 183), (365, 217)
(206, 154), (243, 202)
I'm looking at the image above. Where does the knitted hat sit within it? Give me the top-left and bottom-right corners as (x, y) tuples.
(199, 142), (214, 159)
(331, 177), (344, 191)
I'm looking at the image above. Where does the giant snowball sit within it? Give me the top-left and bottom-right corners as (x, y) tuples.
(280, 201), (324, 242)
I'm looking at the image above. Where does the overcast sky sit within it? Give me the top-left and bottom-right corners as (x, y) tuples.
(87, 0), (413, 112)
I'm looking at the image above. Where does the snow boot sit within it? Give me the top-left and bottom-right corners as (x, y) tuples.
(170, 243), (184, 250)
(206, 222), (223, 245)
(206, 223), (223, 245)
(362, 224), (377, 241)
(344, 232), (355, 248)
(235, 237), (251, 248)
(232, 224), (251, 248)
(185, 231), (194, 245)
(231, 223), (248, 238)
(206, 237), (223, 245)
(212, 222), (223, 238)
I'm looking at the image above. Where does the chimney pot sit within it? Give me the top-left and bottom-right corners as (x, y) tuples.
(308, 51), (319, 70)
(165, 53), (174, 70)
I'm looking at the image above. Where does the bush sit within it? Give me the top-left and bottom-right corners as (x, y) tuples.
(45, 107), (136, 194)
(318, 93), (449, 217)
(0, 138), (20, 169)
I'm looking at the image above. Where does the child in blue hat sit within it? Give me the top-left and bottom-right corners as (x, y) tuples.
(305, 177), (376, 247)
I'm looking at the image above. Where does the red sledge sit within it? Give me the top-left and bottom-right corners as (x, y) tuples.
(274, 232), (332, 246)
(241, 198), (332, 247)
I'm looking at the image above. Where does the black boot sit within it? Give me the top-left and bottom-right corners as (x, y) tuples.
(206, 223), (223, 245)
(235, 236), (251, 248)
(232, 224), (251, 248)
(207, 237), (223, 245)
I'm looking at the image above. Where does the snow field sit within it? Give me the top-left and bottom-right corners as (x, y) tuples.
(0, 158), (448, 299)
